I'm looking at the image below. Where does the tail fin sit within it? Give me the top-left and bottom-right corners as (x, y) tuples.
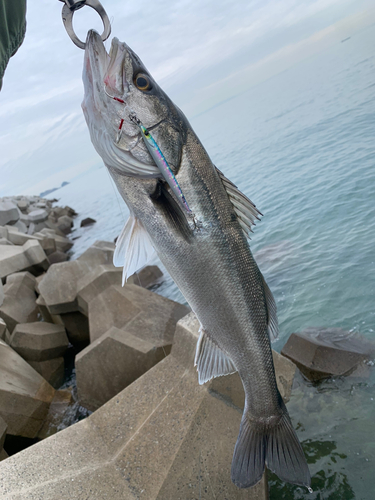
(231, 403), (310, 489)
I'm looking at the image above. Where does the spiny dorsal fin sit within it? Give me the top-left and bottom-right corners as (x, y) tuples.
(260, 273), (279, 342)
(194, 327), (237, 384)
(113, 215), (155, 285)
(216, 167), (262, 239)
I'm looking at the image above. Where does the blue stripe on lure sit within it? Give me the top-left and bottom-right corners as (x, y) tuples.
(130, 114), (192, 214)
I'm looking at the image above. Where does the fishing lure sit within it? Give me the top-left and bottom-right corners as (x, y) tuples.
(104, 85), (192, 216)
(130, 114), (192, 215)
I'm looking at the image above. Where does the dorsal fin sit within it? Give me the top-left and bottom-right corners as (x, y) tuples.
(194, 327), (237, 384)
(260, 273), (279, 342)
(113, 215), (155, 285)
(216, 167), (262, 239)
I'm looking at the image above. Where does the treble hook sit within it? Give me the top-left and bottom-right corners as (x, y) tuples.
(59, 0), (111, 49)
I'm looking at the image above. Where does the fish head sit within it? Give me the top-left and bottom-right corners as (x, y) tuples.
(82, 30), (185, 178)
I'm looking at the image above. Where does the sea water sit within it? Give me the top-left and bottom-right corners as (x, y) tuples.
(49, 25), (375, 499)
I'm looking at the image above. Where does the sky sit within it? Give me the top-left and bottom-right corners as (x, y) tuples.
(0, 0), (374, 197)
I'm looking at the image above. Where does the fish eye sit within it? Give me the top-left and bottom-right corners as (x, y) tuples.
(134, 74), (152, 91)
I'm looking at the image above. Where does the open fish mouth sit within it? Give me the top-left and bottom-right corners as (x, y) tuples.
(82, 30), (161, 178)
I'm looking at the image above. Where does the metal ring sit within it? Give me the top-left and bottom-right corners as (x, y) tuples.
(61, 0), (111, 49)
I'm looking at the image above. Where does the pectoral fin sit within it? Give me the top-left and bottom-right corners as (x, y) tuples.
(194, 327), (237, 384)
(260, 273), (279, 342)
(114, 215), (155, 285)
(216, 167), (262, 239)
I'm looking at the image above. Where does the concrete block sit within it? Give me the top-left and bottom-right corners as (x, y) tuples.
(39, 237), (56, 256)
(0, 280), (3, 307)
(12, 219), (28, 233)
(88, 283), (189, 343)
(76, 264), (122, 315)
(38, 260), (90, 314)
(77, 240), (115, 267)
(28, 209), (48, 223)
(37, 389), (74, 440)
(0, 272), (38, 333)
(281, 327), (375, 381)
(0, 312), (277, 498)
(10, 322), (69, 361)
(76, 326), (172, 411)
(0, 318), (10, 343)
(0, 237), (13, 245)
(128, 265), (163, 288)
(0, 416), (7, 449)
(48, 250), (68, 264)
(0, 339), (55, 438)
(60, 311), (90, 346)
(0, 240), (49, 280)
(38, 229), (73, 252)
(57, 215), (73, 235)
(17, 200), (29, 212)
(0, 201), (19, 226)
(28, 357), (65, 389)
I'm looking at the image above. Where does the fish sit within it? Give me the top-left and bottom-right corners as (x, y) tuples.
(82, 29), (311, 489)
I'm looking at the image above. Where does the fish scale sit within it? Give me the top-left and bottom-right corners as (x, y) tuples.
(82, 29), (311, 490)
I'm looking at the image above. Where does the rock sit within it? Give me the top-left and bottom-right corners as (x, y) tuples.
(88, 283), (189, 343)
(281, 327), (375, 381)
(0, 239), (49, 280)
(0, 272), (38, 333)
(0, 201), (19, 226)
(77, 240), (115, 267)
(10, 322), (69, 361)
(28, 209), (48, 223)
(28, 357), (65, 389)
(38, 260), (90, 314)
(76, 264), (123, 316)
(128, 265), (163, 288)
(0, 313), (276, 499)
(0, 339), (55, 438)
(80, 217), (96, 227)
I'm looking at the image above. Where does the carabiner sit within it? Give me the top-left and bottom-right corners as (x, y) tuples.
(59, 0), (111, 49)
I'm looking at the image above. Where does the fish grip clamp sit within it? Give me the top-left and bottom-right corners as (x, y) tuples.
(59, 0), (111, 49)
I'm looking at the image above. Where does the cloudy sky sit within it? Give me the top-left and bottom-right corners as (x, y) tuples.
(0, 0), (374, 197)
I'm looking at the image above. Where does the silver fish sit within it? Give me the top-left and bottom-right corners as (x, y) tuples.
(82, 29), (311, 489)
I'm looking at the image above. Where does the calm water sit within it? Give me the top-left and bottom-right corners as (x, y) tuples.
(49, 26), (375, 499)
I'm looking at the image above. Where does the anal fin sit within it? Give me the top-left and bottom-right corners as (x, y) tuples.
(194, 327), (237, 385)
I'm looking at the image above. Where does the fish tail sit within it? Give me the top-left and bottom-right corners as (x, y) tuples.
(231, 401), (311, 488)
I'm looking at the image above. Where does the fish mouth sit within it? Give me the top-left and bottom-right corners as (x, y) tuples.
(85, 31), (129, 99)
(84, 30), (110, 88)
(83, 30), (161, 178)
